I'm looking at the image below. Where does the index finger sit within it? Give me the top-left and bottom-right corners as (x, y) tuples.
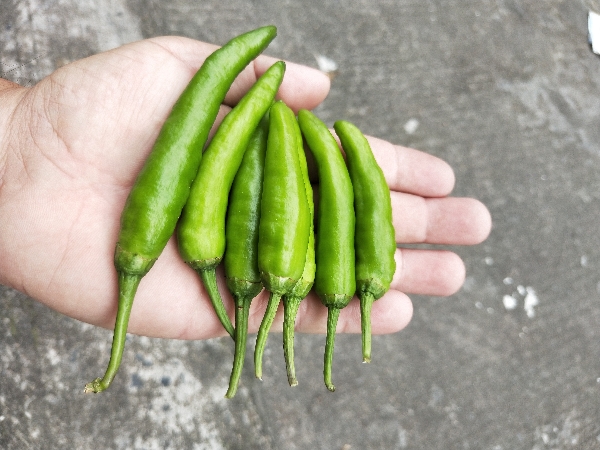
(145, 36), (331, 112)
(226, 55), (331, 112)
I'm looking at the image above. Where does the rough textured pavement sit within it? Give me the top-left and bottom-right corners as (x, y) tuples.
(2, 1), (600, 449)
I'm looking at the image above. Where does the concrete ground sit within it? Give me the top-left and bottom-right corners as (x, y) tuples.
(2, 0), (600, 448)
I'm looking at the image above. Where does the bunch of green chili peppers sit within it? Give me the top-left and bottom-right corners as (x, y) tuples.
(84, 26), (396, 398)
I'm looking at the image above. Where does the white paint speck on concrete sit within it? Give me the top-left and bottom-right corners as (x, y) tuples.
(503, 295), (518, 310)
(524, 287), (539, 318)
(314, 54), (338, 74)
(403, 118), (419, 134)
(46, 348), (60, 366)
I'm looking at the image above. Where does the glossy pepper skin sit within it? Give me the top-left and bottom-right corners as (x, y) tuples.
(282, 119), (315, 387)
(84, 26), (277, 394)
(298, 109), (356, 392)
(178, 61), (286, 339)
(223, 115), (268, 399)
(334, 120), (396, 363)
(254, 100), (310, 380)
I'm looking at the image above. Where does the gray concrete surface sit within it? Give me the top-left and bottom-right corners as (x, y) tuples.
(2, 0), (600, 448)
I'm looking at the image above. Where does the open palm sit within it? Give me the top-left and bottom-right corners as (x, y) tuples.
(0, 36), (490, 340)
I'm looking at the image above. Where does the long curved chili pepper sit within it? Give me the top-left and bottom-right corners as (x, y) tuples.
(178, 61), (285, 339)
(254, 100), (310, 380)
(297, 109), (356, 392)
(282, 119), (315, 387)
(334, 120), (396, 363)
(223, 114), (269, 399)
(84, 26), (277, 394)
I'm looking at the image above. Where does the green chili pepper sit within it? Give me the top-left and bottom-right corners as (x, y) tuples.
(297, 109), (356, 392)
(254, 100), (310, 380)
(223, 114), (269, 399)
(334, 121), (396, 363)
(84, 26), (277, 394)
(282, 121), (315, 387)
(178, 61), (285, 339)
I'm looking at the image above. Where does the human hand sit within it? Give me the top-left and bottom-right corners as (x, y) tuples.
(0, 36), (491, 340)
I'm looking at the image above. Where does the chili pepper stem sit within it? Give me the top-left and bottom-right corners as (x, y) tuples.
(324, 306), (341, 392)
(282, 296), (302, 387)
(198, 269), (235, 339)
(360, 292), (375, 363)
(84, 272), (141, 393)
(225, 295), (250, 398)
(254, 292), (282, 380)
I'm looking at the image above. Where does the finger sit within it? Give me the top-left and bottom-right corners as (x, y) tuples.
(393, 248), (465, 296)
(424, 197), (491, 245)
(366, 135), (456, 197)
(207, 53), (334, 137)
(328, 290), (414, 336)
(247, 289), (414, 336)
(145, 36), (330, 112)
(393, 194), (492, 245)
(225, 55), (331, 112)
(243, 247), (465, 336)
